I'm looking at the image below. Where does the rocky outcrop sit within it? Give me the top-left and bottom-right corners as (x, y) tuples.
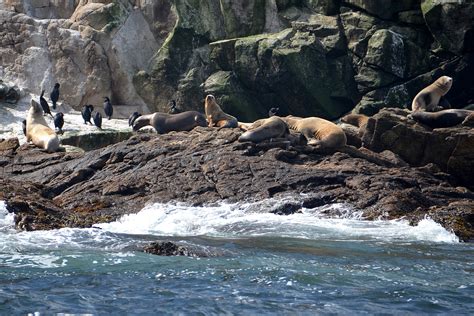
(1, 120), (473, 240)
(1, 1), (474, 120)
(362, 108), (474, 189)
(0, 0), (168, 112)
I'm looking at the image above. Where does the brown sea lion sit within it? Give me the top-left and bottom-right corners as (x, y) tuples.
(408, 109), (474, 128)
(411, 76), (453, 112)
(238, 116), (289, 143)
(281, 115), (347, 149)
(340, 113), (369, 129)
(26, 99), (60, 153)
(204, 95), (238, 128)
(132, 111), (207, 133)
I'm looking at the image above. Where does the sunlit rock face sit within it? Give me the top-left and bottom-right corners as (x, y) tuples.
(1, 0), (474, 120)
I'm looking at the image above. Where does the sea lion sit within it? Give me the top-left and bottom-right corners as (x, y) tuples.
(104, 97), (113, 120)
(340, 113), (369, 129)
(411, 76), (453, 112)
(204, 95), (238, 128)
(281, 115), (347, 149)
(408, 109), (474, 128)
(26, 99), (60, 153)
(132, 111), (207, 133)
(238, 116), (289, 143)
(50, 83), (60, 110)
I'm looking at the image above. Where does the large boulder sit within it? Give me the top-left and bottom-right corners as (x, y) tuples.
(362, 108), (474, 189)
(421, 0), (474, 55)
(344, 0), (418, 20)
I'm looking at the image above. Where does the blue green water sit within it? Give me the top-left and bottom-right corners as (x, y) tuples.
(0, 200), (473, 315)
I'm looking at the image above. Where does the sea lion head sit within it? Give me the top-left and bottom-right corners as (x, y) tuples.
(435, 76), (453, 94)
(205, 94), (216, 104)
(30, 99), (43, 114)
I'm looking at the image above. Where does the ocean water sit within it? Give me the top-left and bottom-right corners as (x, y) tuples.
(0, 199), (473, 315)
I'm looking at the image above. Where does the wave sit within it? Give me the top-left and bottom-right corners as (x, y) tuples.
(97, 199), (459, 243)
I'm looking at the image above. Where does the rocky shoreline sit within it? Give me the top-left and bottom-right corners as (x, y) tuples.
(1, 109), (473, 241)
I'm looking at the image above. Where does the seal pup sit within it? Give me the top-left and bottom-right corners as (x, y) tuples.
(268, 107), (279, 117)
(50, 83), (60, 110)
(340, 113), (369, 129)
(408, 109), (474, 128)
(104, 97), (113, 120)
(238, 116), (289, 143)
(411, 76), (453, 112)
(81, 105), (94, 125)
(53, 112), (64, 134)
(204, 95), (238, 128)
(40, 90), (53, 118)
(168, 100), (180, 114)
(132, 111), (207, 133)
(26, 99), (60, 153)
(281, 115), (347, 149)
(93, 112), (102, 129)
(128, 111), (141, 126)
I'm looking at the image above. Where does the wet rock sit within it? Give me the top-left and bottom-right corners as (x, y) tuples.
(143, 241), (197, 257)
(1, 124), (472, 241)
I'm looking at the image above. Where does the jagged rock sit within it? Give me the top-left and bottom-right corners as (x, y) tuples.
(421, 0), (474, 55)
(344, 0), (418, 20)
(0, 137), (19, 152)
(1, 124), (473, 240)
(143, 241), (196, 257)
(362, 108), (474, 189)
(0, 80), (20, 104)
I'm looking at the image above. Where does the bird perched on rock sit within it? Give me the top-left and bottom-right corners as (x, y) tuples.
(40, 90), (53, 118)
(21, 119), (27, 136)
(168, 100), (179, 114)
(50, 83), (60, 110)
(104, 97), (113, 120)
(81, 104), (94, 125)
(93, 111), (102, 129)
(268, 107), (279, 117)
(128, 111), (141, 126)
(54, 112), (64, 134)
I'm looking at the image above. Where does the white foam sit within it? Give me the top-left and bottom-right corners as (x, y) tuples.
(0, 200), (15, 231)
(97, 200), (459, 243)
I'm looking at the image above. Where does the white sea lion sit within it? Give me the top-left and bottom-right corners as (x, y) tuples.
(26, 99), (60, 153)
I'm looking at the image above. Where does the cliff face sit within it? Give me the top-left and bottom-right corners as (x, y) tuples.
(1, 0), (473, 119)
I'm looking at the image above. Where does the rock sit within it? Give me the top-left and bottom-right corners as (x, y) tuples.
(421, 0), (474, 55)
(0, 137), (19, 152)
(0, 80), (20, 104)
(344, 0), (418, 20)
(143, 241), (196, 257)
(362, 108), (474, 189)
(60, 129), (133, 151)
(1, 125), (473, 241)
